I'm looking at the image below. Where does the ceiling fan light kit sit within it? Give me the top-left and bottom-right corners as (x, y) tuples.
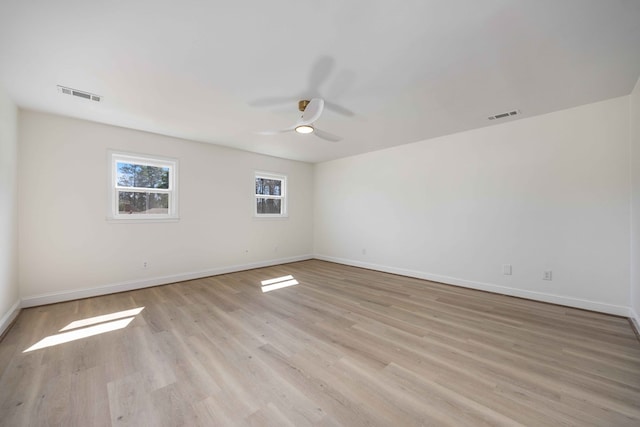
(295, 124), (314, 134)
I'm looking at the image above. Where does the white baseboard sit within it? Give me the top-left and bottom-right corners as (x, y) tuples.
(18, 253), (636, 321)
(21, 254), (313, 308)
(314, 254), (631, 317)
(0, 299), (21, 337)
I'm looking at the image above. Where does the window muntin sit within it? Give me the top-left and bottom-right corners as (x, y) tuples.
(109, 152), (178, 220)
(255, 172), (287, 217)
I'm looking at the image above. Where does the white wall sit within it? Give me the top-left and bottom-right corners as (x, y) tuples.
(631, 77), (640, 328)
(18, 111), (313, 305)
(0, 85), (19, 334)
(12, 91), (640, 320)
(314, 97), (631, 315)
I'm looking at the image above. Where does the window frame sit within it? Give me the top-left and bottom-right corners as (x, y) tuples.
(107, 151), (179, 221)
(254, 171), (288, 218)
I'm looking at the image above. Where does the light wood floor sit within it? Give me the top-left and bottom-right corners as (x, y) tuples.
(1, 260), (640, 426)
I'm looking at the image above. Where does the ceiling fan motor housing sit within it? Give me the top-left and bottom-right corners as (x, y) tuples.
(298, 100), (310, 111)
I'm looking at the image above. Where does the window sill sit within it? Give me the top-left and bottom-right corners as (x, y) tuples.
(253, 215), (289, 220)
(106, 216), (180, 224)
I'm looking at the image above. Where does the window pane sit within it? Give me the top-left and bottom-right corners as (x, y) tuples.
(117, 162), (169, 189)
(256, 198), (282, 214)
(118, 192), (169, 215)
(255, 178), (282, 196)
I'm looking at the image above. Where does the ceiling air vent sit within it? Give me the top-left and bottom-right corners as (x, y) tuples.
(57, 85), (102, 102)
(488, 109), (519, 120)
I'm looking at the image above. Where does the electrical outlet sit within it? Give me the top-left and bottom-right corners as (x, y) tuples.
(543, 270), (552, 281)
(143, 261), (148, 269)
(362, 248), (367, 255)
(503, 264), (512, 275)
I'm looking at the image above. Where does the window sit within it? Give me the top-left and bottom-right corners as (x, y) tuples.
(255, 172), (287, 217)
(109, 152), (178, 220)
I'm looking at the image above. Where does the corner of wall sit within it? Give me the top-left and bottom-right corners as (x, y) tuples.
(630, 74), (640, 323)
(630, 308), (640, 336)
(0, 84), (20, 338)
(0, 299), (21, 338)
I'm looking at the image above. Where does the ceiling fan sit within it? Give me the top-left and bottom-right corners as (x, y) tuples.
(258, 98), (342, 142)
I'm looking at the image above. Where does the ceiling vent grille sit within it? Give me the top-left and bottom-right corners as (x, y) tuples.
(488, 110), (519, 120)
(57, 85), (101, 102)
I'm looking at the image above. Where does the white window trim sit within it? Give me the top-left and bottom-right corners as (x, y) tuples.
(254, 171), (288, 218)
(107, 150), (179, 222)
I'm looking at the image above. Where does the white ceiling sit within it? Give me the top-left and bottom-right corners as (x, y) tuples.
(1, 1), (640, 163)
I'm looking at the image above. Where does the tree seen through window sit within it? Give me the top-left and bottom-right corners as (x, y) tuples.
(116, 162), (171, 215)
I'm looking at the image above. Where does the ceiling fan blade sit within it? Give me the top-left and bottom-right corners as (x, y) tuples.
(324, 100), (355, 117)
(308, 55), (334, 93)
(313, 128), (342, 142)
(325, 69), (356, 101)
(300, 98), (324, 125)
(249, 96), (298, 108)
(256, 127), (295, 135)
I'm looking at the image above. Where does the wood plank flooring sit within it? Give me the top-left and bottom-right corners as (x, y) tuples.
(1, 260), (639, 426)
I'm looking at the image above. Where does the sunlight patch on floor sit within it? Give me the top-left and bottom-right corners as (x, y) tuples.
(23, 307), (144, 352)
(261, 275), (298, 293)
(60, 307), (145, 331)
